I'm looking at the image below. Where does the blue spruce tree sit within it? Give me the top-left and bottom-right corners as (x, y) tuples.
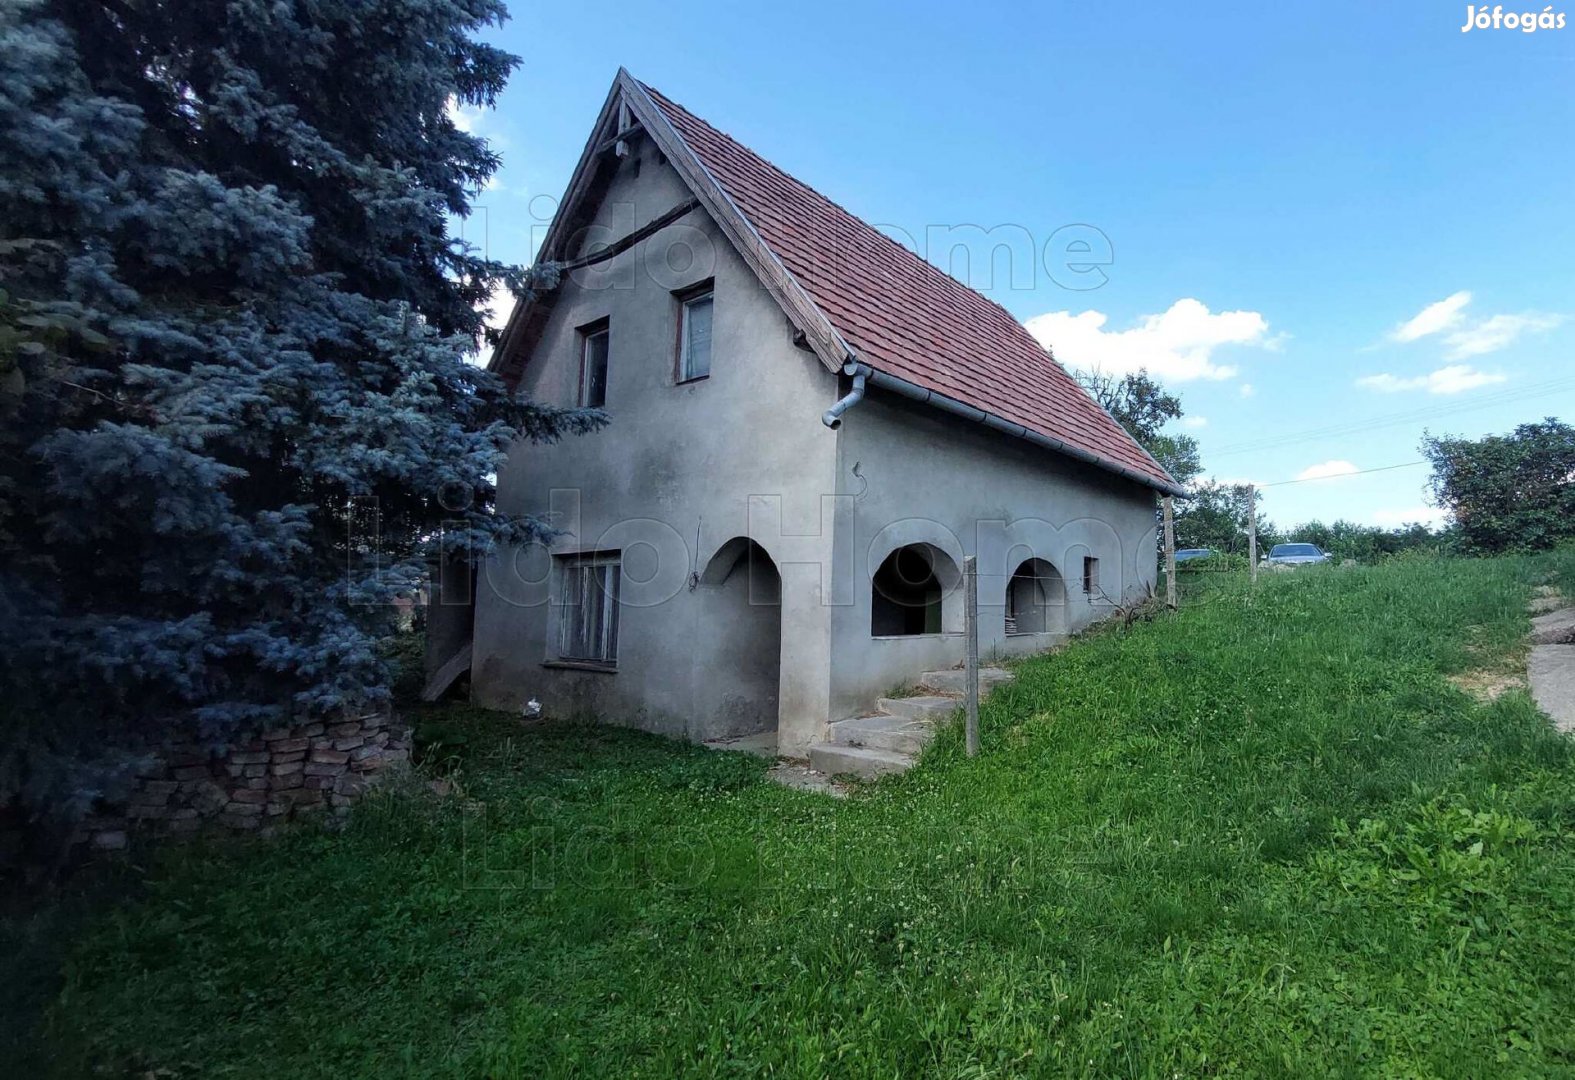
(0, 0), (599, 817)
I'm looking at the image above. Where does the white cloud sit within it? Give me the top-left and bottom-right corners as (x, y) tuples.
(1025, 298), (1273, 384)
(1238, 383), (1255, 398)
(479, 281), (515, 335)
(1296, 459), (1361, 482)
(1356, 364), (1507, 395)
(1371, 505), (1447, 529)
(1389, 291), (1471, 343)
(1386, 291), (1562, 358)
(447, 96), (485, 134)
(1182, 416), (1208, 429)
(1445, 312), (1564, 358)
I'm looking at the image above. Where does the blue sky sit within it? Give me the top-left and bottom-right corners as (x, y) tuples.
(465, 0), (1575, 530)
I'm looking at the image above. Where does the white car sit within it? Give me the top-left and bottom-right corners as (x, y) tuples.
(1265, 542), (1331, 567)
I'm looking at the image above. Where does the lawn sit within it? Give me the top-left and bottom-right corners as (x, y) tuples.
(8, 551), (1575, 1077)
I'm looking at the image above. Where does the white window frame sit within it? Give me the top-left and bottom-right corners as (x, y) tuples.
(556, 552), (621, 665)
(677, 288), (713, 383)
(579, 323), (609, 408)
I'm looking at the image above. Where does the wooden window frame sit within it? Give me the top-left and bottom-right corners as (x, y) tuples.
(672, 279), (714, 385)
(553, 550), (622, 668)
(577, 317), (610, 408)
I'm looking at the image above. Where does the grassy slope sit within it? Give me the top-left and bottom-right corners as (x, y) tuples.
(9, 551), (1575, 1077)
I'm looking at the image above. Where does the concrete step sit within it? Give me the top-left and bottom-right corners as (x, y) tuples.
(807, 742), (913, 779)
(877, 695), (961, 722)
(918, 667), (1015, 695)
(827, 714), (938, 755)
(1530, 644), (1575, 734)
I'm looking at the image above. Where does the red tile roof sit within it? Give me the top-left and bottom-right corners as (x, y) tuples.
(641, 83), (1175, 492)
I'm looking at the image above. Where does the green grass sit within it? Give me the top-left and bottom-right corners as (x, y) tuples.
(8, 551), (1575, 1077)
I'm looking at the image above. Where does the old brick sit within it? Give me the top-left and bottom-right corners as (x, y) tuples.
(168, 807), (199, 821)
(329, 794), (353, 808)
(270, 760), (304, 777)
(173, 765), (212, 782)
(243, 763), (267, 778)
(361, 714), (388, 731)
(300, 723), (325, 737)
(303, 772), (337, 787)
(228, 751), (269, 766)
(272, 750), (306, 764)
(244, 777), (269, 790)
(332, 736), (365, 752)
(310, 749), (349, 765)
(230, 787), (268, 804)
(261, 727), (293, 742)
(223, 800), (264, 816)
(270, 737), (309, 754)
(329, 721), (362, 738)
(334, 774), (369, 797)
(128, 804), (169, 820)
(350, 742), (384, 761)
(265, 801), (290, 816)
(271, 772), (304, 790)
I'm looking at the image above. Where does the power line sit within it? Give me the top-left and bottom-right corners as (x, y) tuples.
(1209, 375), (1575, 458)
(1258, 459), (1428, 488)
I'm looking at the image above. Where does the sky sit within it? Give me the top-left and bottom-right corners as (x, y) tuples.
(464, 0), (1575, 530)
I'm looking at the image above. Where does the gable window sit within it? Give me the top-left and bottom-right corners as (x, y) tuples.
(676, 284), (713, 382)
(557, 552), (621, 664)
(1082, 556), (1100, 596)
(579, 320), (609, 408)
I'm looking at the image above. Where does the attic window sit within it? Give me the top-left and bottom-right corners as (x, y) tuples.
(676, 283), (713, 382)
(579, 319), (609, 408)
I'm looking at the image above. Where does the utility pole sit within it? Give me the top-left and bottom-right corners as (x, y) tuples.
(1162, 495), (1178, 610)
(1248, 484), (1259, 585)
(963, 555), (980, 757)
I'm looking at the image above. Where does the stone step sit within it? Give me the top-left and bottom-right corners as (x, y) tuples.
(807, 742), (913, 779)
(877, 695), (961, 722)
(1531, 608), (1575, 645)
(827, 714), (938, 756)
(918, 667), (1015, 695)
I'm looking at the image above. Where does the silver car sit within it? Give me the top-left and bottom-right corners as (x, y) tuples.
(1265, 542), (1330, 567)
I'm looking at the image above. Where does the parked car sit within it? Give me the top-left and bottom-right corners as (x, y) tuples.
(1174, 547), (1216, 563)
(1264, 542), (1331, 567)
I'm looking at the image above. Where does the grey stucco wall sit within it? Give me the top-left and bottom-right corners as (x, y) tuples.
(826, 392), (1158, 720)
(470, 143), (840, 752)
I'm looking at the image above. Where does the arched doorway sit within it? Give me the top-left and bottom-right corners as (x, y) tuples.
(871, 543), (961, 636)
(1004, 557), (1066, 636)
(697, 538), (781, 738)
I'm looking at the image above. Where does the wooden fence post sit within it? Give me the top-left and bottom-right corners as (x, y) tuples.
(1162, 496), (1178, 610)
(1248, 484), (1259, 585)
(964, 555), (980, 758)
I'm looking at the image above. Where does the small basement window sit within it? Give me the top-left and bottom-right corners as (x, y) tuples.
(677, 285), (713, 382)
(1082, 556), (1100, 596)
(579, 321), (609, 407)
(557, 552), (621, 664)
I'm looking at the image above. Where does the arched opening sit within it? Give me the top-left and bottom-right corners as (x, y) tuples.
(871, 543), (959, 637)
(1005, 557), (1065, 635)
(696, 538), (781, 739)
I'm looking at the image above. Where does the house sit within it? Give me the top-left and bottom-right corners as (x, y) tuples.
(469, 70), (1181, 763)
